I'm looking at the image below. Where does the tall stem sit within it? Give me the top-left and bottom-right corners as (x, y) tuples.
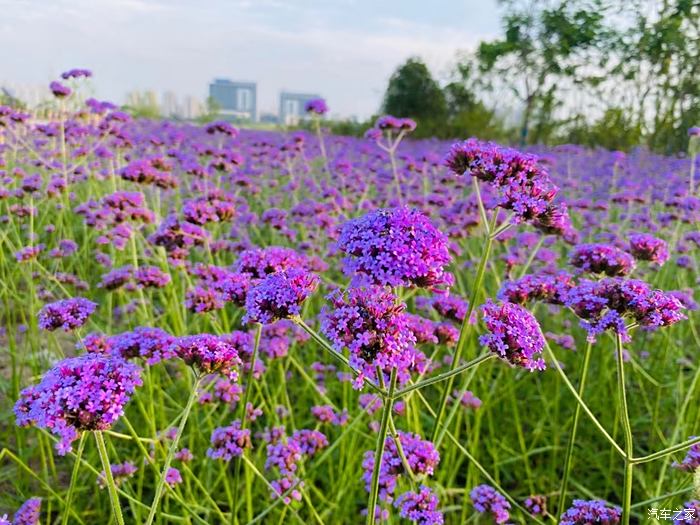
(145, 374), (202, 525)
(314, 118), (331, 178)
(62, 433), (86, 525)
(690, 152), (696, 195)
(94, 431), (125, 525)
(366, 368), (397, 524)
(616, 334), (634, 525)
(431, 230), (493, 442)
(231, 322), (262, 525)
(556, 341), (593, 519)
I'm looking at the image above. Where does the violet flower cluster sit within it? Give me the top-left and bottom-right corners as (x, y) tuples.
(14, 354), (142, 454)
(560, 499), (621, 525)
(480, 299), (546, 371)
(338, 206), (453, 291)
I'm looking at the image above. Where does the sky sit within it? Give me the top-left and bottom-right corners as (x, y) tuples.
(0, 0), (502, 119)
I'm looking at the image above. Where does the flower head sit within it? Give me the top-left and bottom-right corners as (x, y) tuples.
(304, 98), (328, 115)
(570, 243), (635, 277)
(243, 269), (319, 324)
(560, 499), (621, 525)
(338, 207), (452, 290)
(321, 286), (417, 388)
(394, 486), (444, 525)
(38, 297), (97, 331)
(172, 334), (242, 378)
(207, 420), (251, 461)
(15, 355), (142, 454)
(629, 233), (669, 265)
(12, 498), (42, 525)
(470, 484), (510, 524)
(480, 300), (546, 371)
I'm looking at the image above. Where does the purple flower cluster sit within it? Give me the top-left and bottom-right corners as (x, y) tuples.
(97, 461), (138, 488)
(563, 277), (686, 342)
(264, 428), (328, 504)
(320, 286), (417, 388)
(243, 268), (319, 324)
(10, 498), (41, 525)
(569, 243), (635, 276)
(394, 486), (444, 525)
(110, 327), (176, 365)
(498, 271), (574, 305)
(15, 354), (142, 454)
(445, 139), (573, 235)
(37, 297), (97, 331)
(338, 207), (453, 291)
(524, 495), (548, 517)
(480, 299), (546, 371)
(560, 499), (621, 525)
(628, 233), (670, 265)
(171, 334), (243, 378)
(362, 432), (439, 503)
(207, 420), (252, 461)
(304, 98), (329, 115)
(470, 484), (511, 524)
(234, 246), (310, 279)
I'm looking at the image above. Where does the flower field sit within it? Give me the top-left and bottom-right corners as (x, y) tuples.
(1, 73), (700, 525)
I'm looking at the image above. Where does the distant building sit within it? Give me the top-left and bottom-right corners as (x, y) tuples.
(209, 79), (257, 122)
(182, 95), (203, 120)
(161, 91), (180, 118)
(279, 92), (321, 126)
(259, 112), (279, 125)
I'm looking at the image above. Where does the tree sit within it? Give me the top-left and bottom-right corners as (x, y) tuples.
(477, 0), (610, 145)
(382, 57), (447, 123)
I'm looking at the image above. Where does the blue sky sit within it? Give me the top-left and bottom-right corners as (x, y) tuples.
(0, 0), (502, 118)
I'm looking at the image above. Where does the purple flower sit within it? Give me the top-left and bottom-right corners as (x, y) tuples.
(61, 68), (92, 79)
(362, 432), (439, 503)
(375, 115), (416, 132)
(205, 120), (238, 137)
(38, 297), (97, 332)
(570, 243), (635, 277)
(98, 461), (138, 488)
(172, 334), (243, 378)
(185, 286), (225, 313)
(110, 327), (176, 365)
(689, 127), (700, 137)
(498, 272), (574, 305)
(470, 484), (510, 524)
(305, 98), (329, 115)
(165, 467), (182, 486)
(243, 269), (319, 324)
(234, 246), (309, 279)
(134, 266), (171, 288)
(480, 300), (546, 371)
(12, 498), (41, 525)
(524, 495), (548, 517)
(14, 355), (142, 454)
(629, 233), (669, 265)
(49, 81), (71, 98)
(320, 286), (417, 388)
(338, 207), (452, 290)
(394, 486), (444, 525)
(207, 420), (251, 461)
(560, 499), (621, 525)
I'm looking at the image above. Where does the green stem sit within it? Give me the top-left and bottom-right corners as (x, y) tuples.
(632, 435), (700, 464)
(615, 334), (634, 525)
(231, 322), (262, 525)
(556, 341), (593, 519)
(62, 433), (86, 525)
(94, 431), (125, 525)
(431, 229), (493, 442)
(294, 317), (385, 396)
(366, 368), (397, 525)
(145, 374), (202, 525)
(393, 353), (494, 399)
(544, 341), (625, 457)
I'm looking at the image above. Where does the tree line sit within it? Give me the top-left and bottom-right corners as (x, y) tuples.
(327, 0), (699, 153)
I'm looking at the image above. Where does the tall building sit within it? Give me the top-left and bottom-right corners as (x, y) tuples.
(209, 79), (257, 122)
(161, 91), (180, 118)
(279, 92), (321, 126)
